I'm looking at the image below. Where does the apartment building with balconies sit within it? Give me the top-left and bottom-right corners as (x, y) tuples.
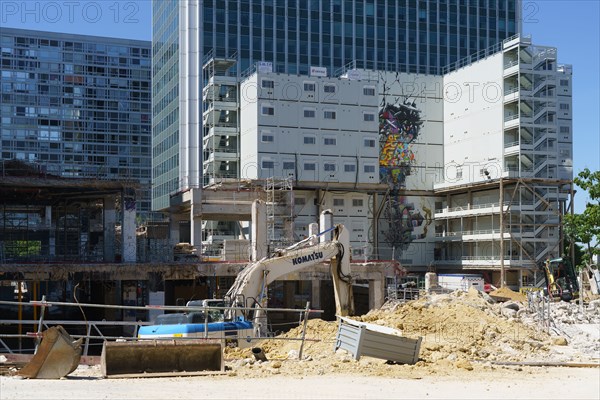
(434, 35), (573, 287)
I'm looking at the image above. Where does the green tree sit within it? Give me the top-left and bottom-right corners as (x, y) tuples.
(564, 168), (600, 268)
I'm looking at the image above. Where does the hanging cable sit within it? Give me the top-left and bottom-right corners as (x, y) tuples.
(73, 282), (89, 336)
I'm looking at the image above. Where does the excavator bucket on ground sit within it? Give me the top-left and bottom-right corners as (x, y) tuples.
(17, 326), (82, 379)
(100, 340), (223, 378)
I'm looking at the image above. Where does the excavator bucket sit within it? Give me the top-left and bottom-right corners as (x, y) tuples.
(17, 326), (82, 379)
(101, 340), (223, 378)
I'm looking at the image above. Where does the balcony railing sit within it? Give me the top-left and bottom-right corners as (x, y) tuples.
(435, 201), (510, 214)
(435, 255), (522, 262)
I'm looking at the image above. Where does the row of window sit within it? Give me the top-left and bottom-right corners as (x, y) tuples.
(260, 133), (376, 148)
(261, 160), (376, 173)
(261, 105), (375, 121)
(2, 36), (150, 57)
(261, 79), (376, 97)
(295, 197), (364, 208)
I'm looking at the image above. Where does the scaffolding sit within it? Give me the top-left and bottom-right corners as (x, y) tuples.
(201, 52), (240, 187)
(265, 177), (294, 246)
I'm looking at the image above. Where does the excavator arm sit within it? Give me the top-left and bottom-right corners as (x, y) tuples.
(226, 224), (354, 318)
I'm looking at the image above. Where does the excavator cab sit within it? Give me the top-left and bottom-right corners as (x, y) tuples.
(541, 258), (579, 301)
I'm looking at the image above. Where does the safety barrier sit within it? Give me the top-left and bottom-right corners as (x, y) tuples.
(526, 291), (555, 334)
(0, 298), (323, 357)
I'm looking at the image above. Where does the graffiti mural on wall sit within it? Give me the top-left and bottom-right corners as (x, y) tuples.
(379, 100), (422, 189)
(378, 73), (432, 257)
(382, 196), (432, 254)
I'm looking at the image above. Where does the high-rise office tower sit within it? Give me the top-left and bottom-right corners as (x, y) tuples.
(0, 28), (153, 215)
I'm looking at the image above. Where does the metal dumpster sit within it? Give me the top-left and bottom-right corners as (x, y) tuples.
(101, 339), (223, 378)
(334, 317), (422, 364)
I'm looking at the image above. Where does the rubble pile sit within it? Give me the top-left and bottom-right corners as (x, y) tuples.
(520, 298), (600, 359)
(354, 289), (550, 365)
(225, 289), (577, 377)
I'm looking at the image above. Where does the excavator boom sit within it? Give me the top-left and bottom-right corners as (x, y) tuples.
(226, 224), (354, 317)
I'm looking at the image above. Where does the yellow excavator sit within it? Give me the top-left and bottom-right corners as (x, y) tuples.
(540, 257), (579, 301)
(102, 219), (355, 377)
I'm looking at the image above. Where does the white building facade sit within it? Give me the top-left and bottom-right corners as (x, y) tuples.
(167, 33), (573, 289)
(239, 72), (379, 183)
(434, 36), (573, 287)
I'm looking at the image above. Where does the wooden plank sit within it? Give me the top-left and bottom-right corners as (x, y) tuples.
(105, 370), (227, 379)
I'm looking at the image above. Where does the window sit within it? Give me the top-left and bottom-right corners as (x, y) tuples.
(303, 136), (316, 144)
(560, 126), (570, 133)
(364, 138), (376, 147)
(261, 105), (274, 115)
(261, 79), (274, 88)
(324, 110), (336, 119)
(344, 164), (356, 172)
(559, 103), (570, 110)
(324, 162), (336, 171)
(262, 160), (274, 169)
(303, 82), (315, 91)
(363, 165), (375, 173)
(283, 161), (295, 169)
(324, 137), (336, 145)
(333, 198), (344, 206)
(303, 108), (315, 118)
(324, 84), (336, 93)
(261, 133), (274, 142)
(304, 162), (316, 171)
(363, 86), (376, 96)
(560, 79), (569, 86)
(352, 199), (364, 207)
(296, 197), (306, 205)
(363, 113), (375, 122)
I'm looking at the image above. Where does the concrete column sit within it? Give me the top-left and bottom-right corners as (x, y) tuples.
(190, 188), (203, 253)
(308, 223), (319, 245)
(122, 191), (137, 263)
(251, 200), (267, 261)
(311, 280), (321, 310)
(319, 209), (333, 242)
(500, 178), (505, 287)
(45, 206), (55, 258)
(169, 215), (182, 247)
(103, 195), (116, 262)
(368, 274), (386, 310)
(518, 269), (523, 288)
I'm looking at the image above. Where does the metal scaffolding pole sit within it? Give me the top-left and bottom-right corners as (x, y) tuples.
(500, 178), (505, 287)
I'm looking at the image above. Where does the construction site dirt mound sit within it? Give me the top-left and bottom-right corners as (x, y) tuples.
(489, 287), (527, 302)
(225, 289), (563, 378)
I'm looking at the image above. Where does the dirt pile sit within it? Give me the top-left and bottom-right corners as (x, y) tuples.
(489, 287), (527, 302)
(225, 289), (561, 378)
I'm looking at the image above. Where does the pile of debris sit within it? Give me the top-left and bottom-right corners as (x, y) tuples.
(225, 288), (591, 377)
(520, 297), (600, 359)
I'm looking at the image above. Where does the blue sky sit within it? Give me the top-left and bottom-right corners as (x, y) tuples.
(2, 0), (599, 211)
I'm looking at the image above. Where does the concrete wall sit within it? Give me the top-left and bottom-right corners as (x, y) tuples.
(442, 52), (505, 186)
(240, 72), (379, 183)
